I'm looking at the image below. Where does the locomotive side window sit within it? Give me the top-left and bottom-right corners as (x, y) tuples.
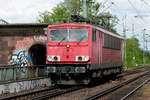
(49, 29), (88, 42)
(103, 34), (108, 47)
(92, 29), (96, 42)
(103, 33), (120, 50)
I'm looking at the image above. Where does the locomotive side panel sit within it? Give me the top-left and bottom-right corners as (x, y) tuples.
(90, 29), (103, 70)
(101, 33), (123, 68)
(90, 28), (123, 70)
(91, 29), (99, 69)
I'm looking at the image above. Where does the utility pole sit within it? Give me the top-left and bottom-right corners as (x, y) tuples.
(143, 29), (146, 65)
(83, 0), (88, 19)
(83, 0), (94, 19)
(132, 24), (135, 65)
(146, 39), (148, 52)
(123, 15), (127, 69)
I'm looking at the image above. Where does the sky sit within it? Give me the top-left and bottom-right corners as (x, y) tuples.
(1, 0), (150, 49)
(0, 0), (62, 23)
(104, 0), (150, 49)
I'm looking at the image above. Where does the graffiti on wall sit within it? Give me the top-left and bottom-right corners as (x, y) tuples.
(10, 50), (29, 75)
(0, 78), (51, 94)
(10, 50), (28, 66)
(34, 35), (46, 41)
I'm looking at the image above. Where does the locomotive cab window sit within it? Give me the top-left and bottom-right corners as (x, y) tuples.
(49, 29), (88, 42)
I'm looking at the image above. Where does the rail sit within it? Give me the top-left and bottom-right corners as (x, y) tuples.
(32, 86), (83, 100)
(0, 86), (57, 100)
(85, 70), (150, 100)
(120, 77), (150, 100)
(0, 86), (83, 100)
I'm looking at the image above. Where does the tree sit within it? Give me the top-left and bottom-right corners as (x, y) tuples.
(37, 11), (51, 23)
(125, 37), (150, 68)
(64, 0), (81, 15)
(37, 0), (119, 31)
(50, 5), (70, 23)
(37, 4), (70, 24)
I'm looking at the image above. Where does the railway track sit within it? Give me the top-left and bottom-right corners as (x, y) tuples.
(120, 76), (150, 100)
(85, 70), (150, 100)
(120, 65), (150, 77)
(32, 86), (83, 100)
(0, 86), (57, 100)
(0, 66), (149, 100)
(0, 85), (83, 100)
(47, 66), (150, 100)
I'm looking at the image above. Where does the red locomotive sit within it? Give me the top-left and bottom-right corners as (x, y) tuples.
(46, 23), (124, 85)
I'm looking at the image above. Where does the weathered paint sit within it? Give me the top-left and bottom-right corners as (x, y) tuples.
(0, 78), (51, 94)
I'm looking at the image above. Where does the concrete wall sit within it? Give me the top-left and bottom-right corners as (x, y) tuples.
(0, 78), (51, 94)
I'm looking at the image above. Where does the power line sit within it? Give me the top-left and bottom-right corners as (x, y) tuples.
(128, 0), (147, 24)
(100, 1), (114, 13)
(109, 0), (146, 37)
(138, 0), (150, 14)
(140, 0), (150, 8)
(99, 0), (109, 11)
(110, 0), (144, 25)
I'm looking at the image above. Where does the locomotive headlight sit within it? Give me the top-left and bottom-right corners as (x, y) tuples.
(76, 56), (89, 62)
(75, 67), (86, 73)
(47, 56), (60, 62)
(82, 56), (89, 61)
(47, 56), (53, 61)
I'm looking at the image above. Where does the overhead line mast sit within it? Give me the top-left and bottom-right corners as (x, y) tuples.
(83, 0), (88, 19)
(82, 0), (94, 19)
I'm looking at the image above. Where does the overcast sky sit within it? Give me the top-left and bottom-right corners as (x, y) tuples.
(0, 0), (62, 23)
(1, 0), (150, 49)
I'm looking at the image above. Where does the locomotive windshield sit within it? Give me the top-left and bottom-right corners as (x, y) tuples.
(49, 29), (88, 42)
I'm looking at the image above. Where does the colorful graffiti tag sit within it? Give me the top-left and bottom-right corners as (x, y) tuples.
(10, 50), (29, 75)
(10, 50), (28, 66)
(0, 78), (51, 94)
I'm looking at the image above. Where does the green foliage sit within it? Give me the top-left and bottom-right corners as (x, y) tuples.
(64, 0), (81, 15)
(37, 11), (51, 23)
(37, 5), (70, 24)
(50, 5), (71, 23)
(125, 37), (150, 68)
(98, 12), (119, 31)
(37, 0), (119, 31)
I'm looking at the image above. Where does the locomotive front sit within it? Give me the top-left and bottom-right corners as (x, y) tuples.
(46, 23), (91, 85)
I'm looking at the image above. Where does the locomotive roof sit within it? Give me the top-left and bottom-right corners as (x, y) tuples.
(48, 23), (123, 39)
